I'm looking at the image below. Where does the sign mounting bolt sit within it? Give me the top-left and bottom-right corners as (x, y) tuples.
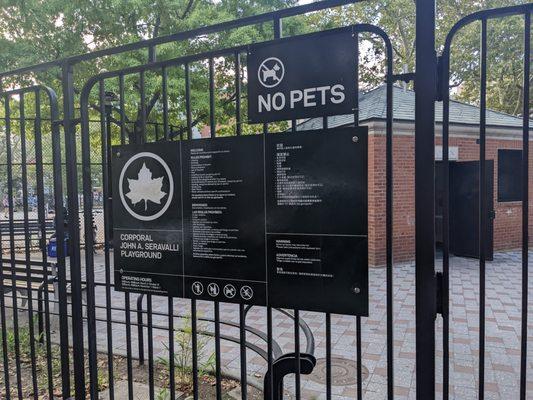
(352, 136), (359, 143)
(353, 287), (361, 294)
(116, 151), (121, 158)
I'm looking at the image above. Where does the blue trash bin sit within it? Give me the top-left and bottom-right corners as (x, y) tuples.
(47, 235), (69, 258)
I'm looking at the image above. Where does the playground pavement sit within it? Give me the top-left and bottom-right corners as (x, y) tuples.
(6, 249), (533, 399)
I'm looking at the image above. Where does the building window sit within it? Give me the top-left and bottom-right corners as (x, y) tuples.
(498, 149), (522, 202)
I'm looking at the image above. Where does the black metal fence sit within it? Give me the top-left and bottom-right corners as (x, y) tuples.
(0, 1), (530, 400)
(439, 5), (532, 400)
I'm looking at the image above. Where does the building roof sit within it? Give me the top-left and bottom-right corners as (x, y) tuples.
(296, 85), (530, 131)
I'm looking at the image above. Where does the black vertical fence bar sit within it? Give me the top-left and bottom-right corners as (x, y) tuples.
(162, 67), (170, 141)
(147, 295), (155, 400)
(235, 50), (248, 400)
(162, 65), (176, 400)
(235, 52), (242, 136)
(0, 98), (11, 400)
(100, 79), (116, 399)
(354, 31), (360, 127)
(353, 29), (364, 400)
(185, 63), (193, 141)
(82, 79), (100, 400)
(384, 36), (394, 400)
(119, 72), (135, 400)
(415, 1), (437, 398)
(263, 115), (273, 400)
(119, 74), (127, 144)
(185, 61), (199, 400)
(214, 301), (223, 400)
(294, 95), (308, 398)
(125, 293), (134, 400)
(209, 56), (223, 400)
(140, 70), (147, 143)
(441, 37), (451, 400)
(63, 61), (86, 399)
(356, 317), (363, 400)
(34, 89), (55, 398)
(191, 299), (200, 400)
(19, 93), (39, 400)
(478, 18), (488, 400)
(520, 12), (531, 400)
(168, 298), (176, 400)
(209, 57), (216, 136)
(263, 145), (273, 400)
(266, 17), (282, 400)
(138, 298), (145, 365)
(139, 68), (154, 400)
(326, 314), (332, 400)
(267, 306), (274, 400)
(50, 83), (71, 399)
(239, 304), (248, 400)
(4, 96), (24, 400)
(294, 310), (301, 400)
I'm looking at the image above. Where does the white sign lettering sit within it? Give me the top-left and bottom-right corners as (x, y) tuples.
(257, 84), (346, 113)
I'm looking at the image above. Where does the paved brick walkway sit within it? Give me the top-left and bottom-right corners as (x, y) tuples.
(43, 250), (533, 399)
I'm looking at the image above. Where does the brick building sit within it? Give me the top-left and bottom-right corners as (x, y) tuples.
(299, 86), (532, 266)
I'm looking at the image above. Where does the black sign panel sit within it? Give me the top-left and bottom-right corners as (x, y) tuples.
(265, 128), (368, 315)
(182, 136), (267, 305)
(267, 235), (368, 315)
(265, 128), (367, 235)
(111, 128), (368, 316)
(248, 28), (357, 123)
(112, 142), (183, 296)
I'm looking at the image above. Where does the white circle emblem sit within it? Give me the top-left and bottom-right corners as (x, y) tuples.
(119, 152), (174, 221)
(258, 57), (285, 88)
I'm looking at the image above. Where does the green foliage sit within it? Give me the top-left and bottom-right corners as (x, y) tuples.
(305, 0), (531, 116)
(0, 0), (530, 130)
(0, 323), (63, 394)
(157, 314), (216, 387)
(156, 387), (171, 400)
(0, 0), (301, 139)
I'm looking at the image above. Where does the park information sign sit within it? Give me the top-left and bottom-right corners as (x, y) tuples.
(247, 28), (357, 123)
(112, 127), (368, 316)
(112, 142), (183, 296)
(111, 28), (367, 315)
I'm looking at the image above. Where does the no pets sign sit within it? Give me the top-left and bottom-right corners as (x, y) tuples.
(247, 28), (357, 123)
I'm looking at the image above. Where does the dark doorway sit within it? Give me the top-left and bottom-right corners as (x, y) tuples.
(436, 160), (495, 260)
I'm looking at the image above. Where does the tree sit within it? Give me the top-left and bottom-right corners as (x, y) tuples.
(304, 0), (531, 116)
(0, 0), (300, 141)
(0, 0), (530, 129)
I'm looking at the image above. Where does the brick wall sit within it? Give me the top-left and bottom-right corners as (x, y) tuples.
(367, 123), (532, 266)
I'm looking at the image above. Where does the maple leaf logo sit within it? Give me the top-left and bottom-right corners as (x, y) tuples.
(125, 162), (167, 211)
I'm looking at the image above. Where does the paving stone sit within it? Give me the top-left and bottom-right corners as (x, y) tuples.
(12, 249), (533, 399)
(98, 381), (183, 399)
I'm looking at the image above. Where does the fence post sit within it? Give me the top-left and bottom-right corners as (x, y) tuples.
(62, 61), (87, 399)
(415, 1), (437, 399)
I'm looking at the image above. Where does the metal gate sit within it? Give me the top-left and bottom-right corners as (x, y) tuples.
(0, 1), (530, 399)
(438, 4), (532, 400)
